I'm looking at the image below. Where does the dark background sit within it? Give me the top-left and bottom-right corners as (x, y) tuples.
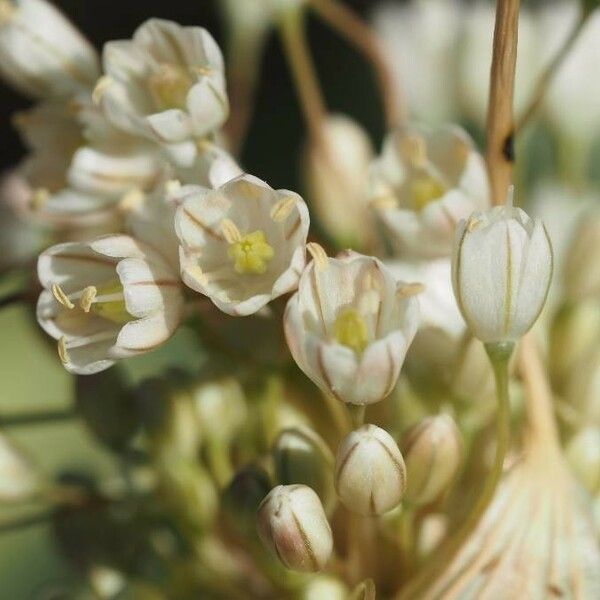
(0, 0), (388, 191)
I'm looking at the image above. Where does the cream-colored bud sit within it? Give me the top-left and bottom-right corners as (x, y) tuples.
(0, 433), (39, 501)
(257, 484), (333, 572)
(273, 426), (336, 515)
(401, 415), (462, 505)
(566, 426), (600, 494)
(192, 378), (247, 444)
(302, 575), (348, 600)
(334, 424), (406, 515)
(304, 114), (374, 249)
(452, 200), (553, 343)
(563, 209), (600, 303)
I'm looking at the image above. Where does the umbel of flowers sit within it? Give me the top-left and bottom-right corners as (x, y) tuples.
(0, 0), (598, 598)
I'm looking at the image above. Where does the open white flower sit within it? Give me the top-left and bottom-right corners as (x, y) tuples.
(175, 174), (309, 316)
(452, 200), (553, 344)
(0, 0), (100, 98)
(37, 235), (184, 374)
(96, 19), (229, 166)
(370, 124), (489, 258)
(284, 249), (419, 405)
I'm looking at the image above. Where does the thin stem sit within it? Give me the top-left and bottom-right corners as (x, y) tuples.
(0, 408), (77, 428)
(485, 0), (521, 205)
(322, 392), (352, 438)
(0, 290), (28, 310)
(279, 8), (327, 142)
(399, 342), (513, 599)
(0, 510), (54, 535)
(205, 438), (234, 489)
(309, 0), (402, 128)
(516, 13), (587, 133)
(348, 404), (366, 430)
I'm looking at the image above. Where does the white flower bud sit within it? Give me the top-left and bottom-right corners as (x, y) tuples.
(401, 415), (462, 505)
(0, 0), (100, 98)
(0, 433), (39, 501)
(452, 200), (553, 343)
(566, 427), (600, 495)
(563, 209), (600, 303)
(257, 484), (333, 572)
(334, 424), (406, 515)
(304, 114), (374, 249)
(302, 575), (348, 600)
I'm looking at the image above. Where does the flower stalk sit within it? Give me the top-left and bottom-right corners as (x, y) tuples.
(308, 0), (402, 128)
(279, 7), (326, 142)
(485, 0), (521, 205)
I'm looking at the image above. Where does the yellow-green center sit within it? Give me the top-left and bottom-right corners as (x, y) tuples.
(148, 63), (193, 111)
(228, 230), (274, 275)
(333, 309), (369, 354)
(87, 281), (133, 325)
(408, 174), (446, 211)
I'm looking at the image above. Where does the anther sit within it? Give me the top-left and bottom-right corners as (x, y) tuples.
(270, 196), (296, 222)
(51, 284), (74, 309)
(307, 243), (328, 271)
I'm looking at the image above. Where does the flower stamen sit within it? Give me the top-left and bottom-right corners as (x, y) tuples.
(307, 243), (328, 271)
(333, 309), (369, 354)
(51, 283), (75, 309)
(228, 230), (274, 275)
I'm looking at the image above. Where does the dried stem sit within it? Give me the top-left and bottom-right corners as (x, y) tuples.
(279, 8), (327, 142)
(485, 0), (521, 205)
(309, 0), (403, 128)
(516, 12), (588, 134)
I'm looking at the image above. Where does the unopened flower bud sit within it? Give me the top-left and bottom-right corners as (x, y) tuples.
(566, 427), (600, 495)
(160, 460), (218, 532)
(304, 114), (374, 249)
(257, 484), (333, 572)
(563, 209), (600, 303)
(192, 377), (247, 444)
(222, 465), (272, 535)
(273, 426), (336, 515)
(302, 575), (348, 600)
(0, 433), (39, 501)
(334, 424), (406, 515)
(452, 198), (553, 343)
(401, 415), (462, 505)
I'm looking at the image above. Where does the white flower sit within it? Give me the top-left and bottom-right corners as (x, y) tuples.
(452, 200), (553, 344)
(37, 234), (184, 374)
(0, 433), (39, 501)
(96, 19), (229, 166)
(0, 0), (100, 98)
(14, 99), (165, 232)
(370, 124), (489, 258)
(304, 114), (375, 249)
(175, 174), (309, 316)
(372, 0), (462, 123)
(284, 249), (419, 405)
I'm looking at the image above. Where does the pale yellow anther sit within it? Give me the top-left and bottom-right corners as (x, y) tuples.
(192, 65), (212, 77)
(270, 196), (296, 223)
(92, 76), (113, 105)
(400, 134), (428, 169)
(371, 195), (398, 210)
(118, 189), (145, 214)
(307, 243), (328, 271)
(51, 284), (74, 309)
(31, 188), (50, 210)
(221, 218), (242, 244)
(0, 0), (16, 24)
(396, 282), (425, 299)
(165, 179), (182, 196)
(467, 215), (481, 232)
(79, 286), (97, 313)
(57, 337), (69, 365)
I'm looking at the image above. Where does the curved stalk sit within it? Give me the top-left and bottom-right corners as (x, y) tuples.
(309, 0), (402, 128)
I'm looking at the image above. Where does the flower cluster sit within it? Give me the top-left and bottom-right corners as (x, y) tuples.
(0, 0), (598, 598)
